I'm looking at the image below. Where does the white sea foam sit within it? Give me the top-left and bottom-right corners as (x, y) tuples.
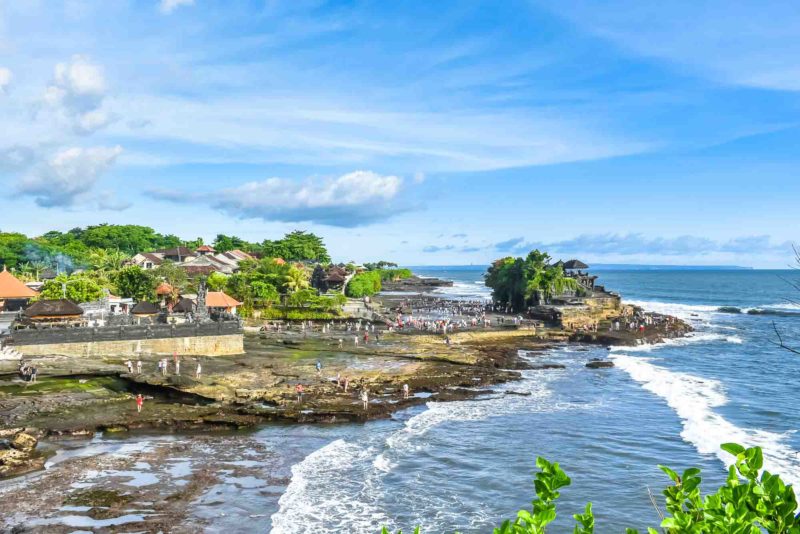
(270, 439), (390, 534)
(609, 331), (743, 353)
(612, 353), (800, 492)
(624, 299), (720, 321)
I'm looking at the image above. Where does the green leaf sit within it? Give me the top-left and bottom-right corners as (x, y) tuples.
(659, 465), (681, 483)
(721, 443), (746, 456)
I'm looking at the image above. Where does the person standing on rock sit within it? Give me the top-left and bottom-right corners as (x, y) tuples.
(338, 339), (343, 349)
(175, 358), (180, 375)
(344, 377), (349, 392)
(361, 389), (369, 410)
(30, 367), (37, 383)
(136, 394), (143, 413)
(136, 360), (142, 374)
(296, 383), (304, 403)
(125, 360), (133, 373)
(315, 360), (322, 375)
(402, 383), (409, 399)
(195, 361), (202, 378)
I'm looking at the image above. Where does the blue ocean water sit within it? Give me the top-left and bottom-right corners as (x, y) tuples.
(270, 268), (800, 533)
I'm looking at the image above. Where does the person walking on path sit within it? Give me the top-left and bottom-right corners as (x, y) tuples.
(136, 394), (143, 413)
(361, 389), (369, 410)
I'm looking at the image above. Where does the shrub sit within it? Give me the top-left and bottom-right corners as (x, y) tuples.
(382, 443), (800, 534)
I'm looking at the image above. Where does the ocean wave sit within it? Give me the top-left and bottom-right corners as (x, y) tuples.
(609, 331), (743, 353)
(624, 299), (720, 321)
(270, 439), (389, 534)
(612, 354), (800, 492)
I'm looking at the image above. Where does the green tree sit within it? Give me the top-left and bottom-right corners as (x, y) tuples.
(213, 234), (253, 253)
(284, 266), (310, 293)
(39, 274), (104, 303)
(153, 261), (188, 300)
(112, 266), (155, 301)
(88, 248), (131, 272)
(262, 231), (330, 262)
(206, 271), (228, 291)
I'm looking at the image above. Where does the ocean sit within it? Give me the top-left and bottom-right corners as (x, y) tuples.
(271, 268), (800, 532)
(8, 268), (800, 532)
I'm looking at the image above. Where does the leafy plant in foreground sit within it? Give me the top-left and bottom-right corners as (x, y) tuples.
(381, 443), (800, 533)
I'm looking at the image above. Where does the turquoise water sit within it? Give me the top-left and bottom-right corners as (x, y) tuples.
(270, 268), (800, 532)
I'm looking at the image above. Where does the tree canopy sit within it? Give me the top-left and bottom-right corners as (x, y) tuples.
(485, 250), (579, 312)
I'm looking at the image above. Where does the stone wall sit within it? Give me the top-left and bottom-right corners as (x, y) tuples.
(12, 333), (243, 357)
(9, 321), (241, 345)
(7, 320), (244, 357)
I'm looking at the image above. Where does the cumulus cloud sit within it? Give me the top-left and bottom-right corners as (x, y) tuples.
(0, 67), (12, 93)
(0, 145), (36, 171)
(491, 233), (791, 257)
(160, 0), (195, 14)
(43, 56), (114, 134)
(17, 145), (123, 208)
(149, 170), (413, 227)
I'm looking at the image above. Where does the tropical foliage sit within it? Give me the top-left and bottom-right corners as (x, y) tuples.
(345, 268), (412, 298)
(38, 274), (105, 303)
(383, 443), (800, 534)
(213, 230), (331, 263)
(485, 250), (579, 312)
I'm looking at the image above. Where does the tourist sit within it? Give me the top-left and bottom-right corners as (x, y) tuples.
(338, 338), (344, 349)
(195, 361), (202, 378)
(364, 331), (369, 344)
(175, 358), (180, 375)
(402, 383), (409, 399)
(361, 388), (369, 410)
(136, 393), (143, 413)
(296, 383), (304, 403)
(344, 377), (349, 392)
(125, 360), (133, 374)
(30, 366), (37, 383)
(354, 335), (359, 346)
(157, 360), (163, 374)
(316, 360), (322, 374)
(136, 360), (142, 374)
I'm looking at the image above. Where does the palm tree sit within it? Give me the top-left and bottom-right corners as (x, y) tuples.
(284, 267), (310, 293)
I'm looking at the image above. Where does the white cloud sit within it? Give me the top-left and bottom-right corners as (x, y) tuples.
(149, 170), (411, 226)
(18, 145), (123, 207)
(159, 0), (195, 14)
(43, 55), (114, 134)
(0, 68), (12, 93)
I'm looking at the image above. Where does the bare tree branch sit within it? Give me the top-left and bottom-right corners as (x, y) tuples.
(771, 320), (800, 355)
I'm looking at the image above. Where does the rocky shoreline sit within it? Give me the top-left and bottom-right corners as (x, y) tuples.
(0, 307), (691, 482)
(0, 281), (696, 533)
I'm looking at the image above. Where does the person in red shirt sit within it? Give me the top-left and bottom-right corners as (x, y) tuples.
(136, 394), (143, 413)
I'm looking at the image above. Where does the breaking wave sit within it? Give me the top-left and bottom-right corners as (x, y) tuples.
(612, 353), (800, 492)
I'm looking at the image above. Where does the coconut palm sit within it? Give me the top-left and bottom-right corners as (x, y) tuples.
(284, 267), (310, 293)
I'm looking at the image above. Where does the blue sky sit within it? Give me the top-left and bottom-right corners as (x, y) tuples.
(0, 0), (798, 267)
